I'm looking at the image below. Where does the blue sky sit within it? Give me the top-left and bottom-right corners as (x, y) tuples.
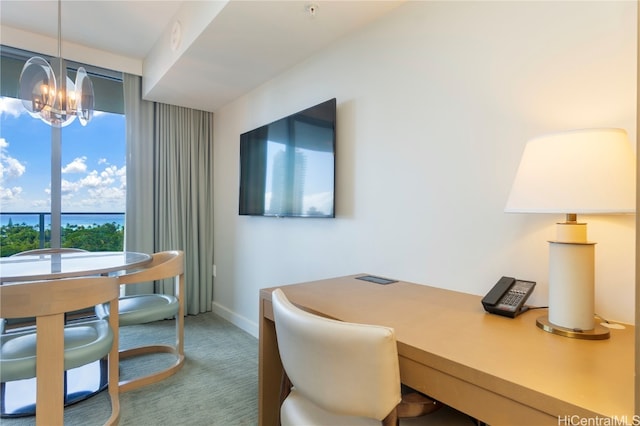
(0, 97), (125, 213)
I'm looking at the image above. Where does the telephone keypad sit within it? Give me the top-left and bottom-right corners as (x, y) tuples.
(498, 289), (526, 311)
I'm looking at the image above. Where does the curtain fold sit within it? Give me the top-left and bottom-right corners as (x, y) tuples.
(123, 75), (214, 314)
(123, 74), (154, 295)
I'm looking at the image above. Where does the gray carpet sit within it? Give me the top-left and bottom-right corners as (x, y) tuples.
(3, 312), (259, 426)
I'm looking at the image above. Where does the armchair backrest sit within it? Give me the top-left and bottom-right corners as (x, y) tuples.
(272, 288), (402, 421)
(117, 250), (184, 285)
(0, 276), (119, 318)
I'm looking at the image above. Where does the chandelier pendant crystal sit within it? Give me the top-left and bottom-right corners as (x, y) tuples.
(19, 0), (94, 127)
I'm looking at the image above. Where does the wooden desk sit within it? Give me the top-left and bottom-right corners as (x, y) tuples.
(259, 275), (634, 426)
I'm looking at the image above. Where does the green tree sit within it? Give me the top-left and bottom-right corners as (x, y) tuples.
(0, 222), (124, 257)
(62, 222), (124, 251)
(0, 223), (40, 256)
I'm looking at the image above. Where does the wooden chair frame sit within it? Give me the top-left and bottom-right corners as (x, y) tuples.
(115, 250), (185, 392)
(0, 277), (120, 426)
(4, 248), (92, 331)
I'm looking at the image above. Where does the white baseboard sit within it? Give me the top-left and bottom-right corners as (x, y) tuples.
(211, 302), (259, 338)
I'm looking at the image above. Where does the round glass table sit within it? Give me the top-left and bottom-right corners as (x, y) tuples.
(0, 250), (152, 283)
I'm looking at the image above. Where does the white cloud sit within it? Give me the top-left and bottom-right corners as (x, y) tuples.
(0, 97), (26, 119)
(88, 186), (126, 201)
(101, 165), (118, 178)
(0, 138), (26, 179)
(79, 170), (114, 188)
(0, 138), (27, 202)
(0, 186), (23, 202)
(62, 157), (88, 173)
(118, 166), (127, 186)
(78, 172), (102, 188)
(61, 179), (80, 195)
(59, 164), (126, 210)
(1, 155), (26, 179)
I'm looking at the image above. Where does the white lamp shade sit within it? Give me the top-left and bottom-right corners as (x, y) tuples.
(505, 128), (636, 214)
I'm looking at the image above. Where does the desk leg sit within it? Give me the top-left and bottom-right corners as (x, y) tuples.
(259, 298), (282, 426)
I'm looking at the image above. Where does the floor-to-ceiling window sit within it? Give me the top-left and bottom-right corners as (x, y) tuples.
(0, 46), (125, 256)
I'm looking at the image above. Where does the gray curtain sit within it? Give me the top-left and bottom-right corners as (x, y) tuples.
(154, 103), (214, 314)
(123, 74), (214, 314)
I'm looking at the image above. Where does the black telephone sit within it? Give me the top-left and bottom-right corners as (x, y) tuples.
(481, 276), (536, 318)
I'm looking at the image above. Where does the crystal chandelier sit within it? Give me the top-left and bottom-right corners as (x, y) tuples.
(18, 0), (94, 127)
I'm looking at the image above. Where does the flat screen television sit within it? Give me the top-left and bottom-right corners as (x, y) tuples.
(239, 98), (336, 218)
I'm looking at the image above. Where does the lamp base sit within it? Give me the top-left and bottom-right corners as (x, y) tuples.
(536, 315), (610, 340)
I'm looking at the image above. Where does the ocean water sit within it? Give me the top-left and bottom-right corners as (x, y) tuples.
(0, 213), (125, 228)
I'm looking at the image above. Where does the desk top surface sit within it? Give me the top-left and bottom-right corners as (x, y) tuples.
(0, 251), (151, 283)
(262, 274), (634, 420)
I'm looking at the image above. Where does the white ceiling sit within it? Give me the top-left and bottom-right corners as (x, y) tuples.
(0, 0), (405, 112)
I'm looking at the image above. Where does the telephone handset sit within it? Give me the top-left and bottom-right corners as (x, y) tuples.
(482, 276), (535, 318)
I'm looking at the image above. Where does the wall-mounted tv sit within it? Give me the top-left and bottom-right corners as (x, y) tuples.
(239, 98), (336, 218)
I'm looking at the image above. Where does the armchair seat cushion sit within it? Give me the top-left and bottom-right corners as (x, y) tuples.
(0, 319), (113, 382)
(96, 294), (178, 326)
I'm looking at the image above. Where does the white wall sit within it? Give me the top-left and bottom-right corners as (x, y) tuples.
(213, 1), (637, 337)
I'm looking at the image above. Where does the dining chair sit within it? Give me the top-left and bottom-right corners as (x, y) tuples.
(271, 288), (471, 426)
(0, 276), (120, 426)
(3, 248), (92, 332)
(94, 250), (185, 392)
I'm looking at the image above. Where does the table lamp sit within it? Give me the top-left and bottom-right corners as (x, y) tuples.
(505, 128), (635, 340)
